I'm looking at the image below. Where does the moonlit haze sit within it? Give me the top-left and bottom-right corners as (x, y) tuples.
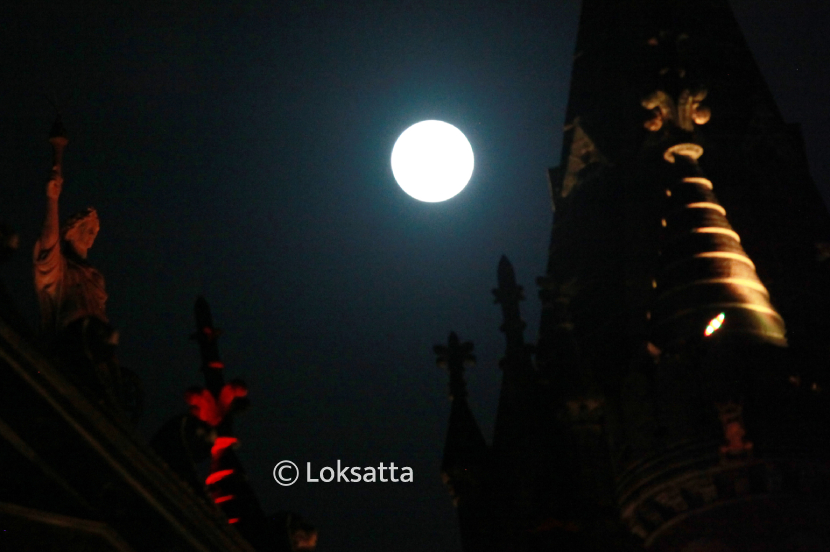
(391, 120), (474, 202)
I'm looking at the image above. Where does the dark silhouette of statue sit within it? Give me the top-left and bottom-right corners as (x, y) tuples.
(33, 118), (140, 420)
(34, 117), (112, 347)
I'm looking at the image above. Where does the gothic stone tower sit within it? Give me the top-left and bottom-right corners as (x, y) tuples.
(438, 1), (830, 551)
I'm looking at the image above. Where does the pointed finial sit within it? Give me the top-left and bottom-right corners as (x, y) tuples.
(194, 295), (214, 330)
(434, 332), (476, 400)
(497, 254), (515, 286)
(492, 256), (527, 359)
(191, 296), (225, 395)
(493, 255), (525, 306)
(191, 296), (222, 342)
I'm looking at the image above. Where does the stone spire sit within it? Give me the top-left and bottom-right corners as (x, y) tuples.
(492, 256), (534, 450)
(491, 257), (545, 550)
(636, 31), (787, 349)
(434, 332), (493, 552)
(187, 297), (268, 546)
(435, 333), (486, 486)
(493, 255), (527, 361)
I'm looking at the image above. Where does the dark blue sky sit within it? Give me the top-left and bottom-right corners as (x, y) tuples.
(1, 1), (829, 550)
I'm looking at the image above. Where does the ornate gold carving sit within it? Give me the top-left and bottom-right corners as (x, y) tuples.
(642, 32), (710, 135)
(685, 202), (727, 216)
(663, 143), (703, 162)
(644, 89), (710, 132)
(681, 176), (713, 189)
(691, 227), (742, 242)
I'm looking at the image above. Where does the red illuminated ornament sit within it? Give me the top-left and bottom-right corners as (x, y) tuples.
(205, 469), (234, 485)
(704, 312), (725, 336)
(720, 421), (753, 454)
(717, 402), (753, 455)
(185, 382), (248, 426)
(211, 436), (238, 457)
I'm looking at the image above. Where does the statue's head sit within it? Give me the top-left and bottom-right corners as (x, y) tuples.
(61, 207), (99, 258)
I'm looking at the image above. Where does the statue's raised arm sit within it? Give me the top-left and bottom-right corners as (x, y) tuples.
(39, 172), (62, 254)
(38, 116), (67, 255)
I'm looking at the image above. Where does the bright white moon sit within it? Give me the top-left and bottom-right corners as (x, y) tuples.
(391, 120), (474, 202)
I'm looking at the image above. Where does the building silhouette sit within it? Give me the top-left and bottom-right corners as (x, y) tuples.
(438, 1), (830, 550)
(0, 181), (313, 550)
(0, 286), (314, 550)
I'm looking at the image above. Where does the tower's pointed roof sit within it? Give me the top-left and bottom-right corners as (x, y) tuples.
(434, 333), (489, 503)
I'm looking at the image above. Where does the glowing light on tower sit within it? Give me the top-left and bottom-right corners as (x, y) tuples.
(704, 312), (726, 336)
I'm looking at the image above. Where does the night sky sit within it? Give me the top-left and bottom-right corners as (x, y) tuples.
(1, 1), (829, 551)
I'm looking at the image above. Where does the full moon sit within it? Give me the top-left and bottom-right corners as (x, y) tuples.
(391, 120), (474, 202)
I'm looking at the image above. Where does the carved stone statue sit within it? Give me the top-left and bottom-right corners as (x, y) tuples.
(34, 173), (114, 351)
(32, 147), (139, 420)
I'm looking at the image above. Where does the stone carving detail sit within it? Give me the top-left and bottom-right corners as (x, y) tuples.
(716, 402), (753, 456)
(641, 32), (711, 134)
(621, 457), (828, 545)
(33, 116), (141, 421)
(642, 89), (711, 133)
(560, 118), (607, 199)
